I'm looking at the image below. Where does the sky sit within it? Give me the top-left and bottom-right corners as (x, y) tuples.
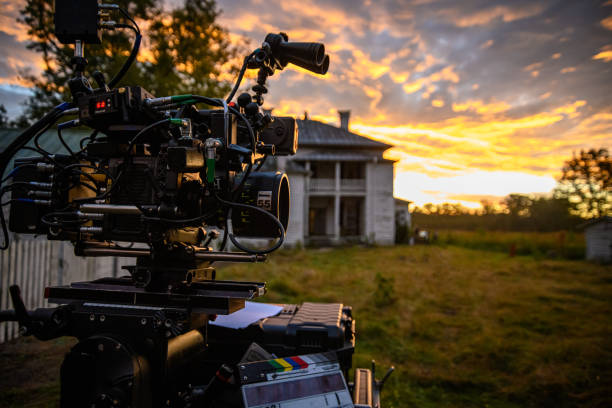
(1, 0), (611, 207)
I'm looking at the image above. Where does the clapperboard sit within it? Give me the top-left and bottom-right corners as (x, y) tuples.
(239, 352), (354, 408)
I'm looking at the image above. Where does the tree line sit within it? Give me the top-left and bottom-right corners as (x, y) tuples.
(413, 148), (610, 232)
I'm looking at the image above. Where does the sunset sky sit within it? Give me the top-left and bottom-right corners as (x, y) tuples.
(1, 0), (611, 207)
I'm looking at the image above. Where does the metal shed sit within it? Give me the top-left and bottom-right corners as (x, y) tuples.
(581, 216), (612, 263)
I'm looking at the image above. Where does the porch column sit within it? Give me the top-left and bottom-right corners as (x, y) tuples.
(334, 194), (340, 240)
(335, 161), (341, 191)
(334, 162), (341, 240)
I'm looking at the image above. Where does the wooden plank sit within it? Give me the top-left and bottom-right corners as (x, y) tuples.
(25, 240), (33, 310)
(0, 245), (8, 343)
(4, 242), (16, 342)
(33, 240), (42, 309)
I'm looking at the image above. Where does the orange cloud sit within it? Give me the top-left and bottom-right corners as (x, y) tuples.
(452, 99), (511, 115)
(601, 16), (612, 31)
(593, 45), (612, 62)
(451, 5), (544, 27)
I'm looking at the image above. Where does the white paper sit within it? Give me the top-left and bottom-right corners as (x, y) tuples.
(209, 301), (283, 329)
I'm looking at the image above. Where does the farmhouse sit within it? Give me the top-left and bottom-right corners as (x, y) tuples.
(581, 216), (612, 263)
(276, 111), (399, 246)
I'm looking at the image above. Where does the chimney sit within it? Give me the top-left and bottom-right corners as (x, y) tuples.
(338, 110), (350, 130)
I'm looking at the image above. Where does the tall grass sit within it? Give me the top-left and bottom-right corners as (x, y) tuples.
(432, 230), (585, 260)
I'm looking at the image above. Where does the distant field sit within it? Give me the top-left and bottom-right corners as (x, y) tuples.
(1, 245), (611, 407)
(429, 229), (585, 260)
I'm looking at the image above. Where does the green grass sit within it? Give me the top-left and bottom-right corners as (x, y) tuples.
(221, 245), (611, 407)
(431, 230), (585, 260)
(1, 245), (610, 407)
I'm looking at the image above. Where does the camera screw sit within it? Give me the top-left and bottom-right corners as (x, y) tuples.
(140, 318), (147, 325)
(99, 315), (106, 322)
(98, 343), (104, 352)
(89, 313), (95, 321)
(164, 319), (172, 328)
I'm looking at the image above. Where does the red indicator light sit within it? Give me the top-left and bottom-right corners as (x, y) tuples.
(96, 102), (100, 109)
(101, 101), (106, 108)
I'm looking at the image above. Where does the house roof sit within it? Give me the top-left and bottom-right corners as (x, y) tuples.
(578, 216), (612, 230)
(293, 151), (395, 163)
(297, 119), (391, 150)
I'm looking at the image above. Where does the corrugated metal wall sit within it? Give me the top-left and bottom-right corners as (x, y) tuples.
(0, 237), (132, 343)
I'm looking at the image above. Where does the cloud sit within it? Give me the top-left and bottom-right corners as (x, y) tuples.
(442, 4), (545, 27)
(593, 45), (612, 62)
(1, 0), (610, 206)
(452, 99), (511, 115)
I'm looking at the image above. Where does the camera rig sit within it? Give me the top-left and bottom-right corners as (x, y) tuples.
(0, 1), (393, 407)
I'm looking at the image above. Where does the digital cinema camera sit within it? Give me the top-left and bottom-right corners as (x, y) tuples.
(0, 1), (393, 407)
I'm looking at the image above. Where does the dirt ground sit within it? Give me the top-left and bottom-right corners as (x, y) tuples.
(0, 336), (76, 407)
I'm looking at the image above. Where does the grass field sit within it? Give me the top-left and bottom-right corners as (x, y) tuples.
(1, 244), (611, 407)
(429, 229), (585, 260)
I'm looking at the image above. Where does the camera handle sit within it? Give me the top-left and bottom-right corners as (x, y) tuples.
(67, 40), (95, 102)
(2, 285), (70, 340)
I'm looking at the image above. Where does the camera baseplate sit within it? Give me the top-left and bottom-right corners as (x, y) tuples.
(46, 276), (266, 315)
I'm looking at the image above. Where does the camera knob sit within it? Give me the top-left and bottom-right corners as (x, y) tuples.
(237, 93), (252, 108)
(245, 102), (259, 116)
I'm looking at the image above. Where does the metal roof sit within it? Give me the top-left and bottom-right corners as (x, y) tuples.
(293, 151), (395, 163)
(296, 119), (391, 150)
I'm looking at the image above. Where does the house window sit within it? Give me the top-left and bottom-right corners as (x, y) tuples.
(341, 162), (364, 179)
(310, 161), (335, 179)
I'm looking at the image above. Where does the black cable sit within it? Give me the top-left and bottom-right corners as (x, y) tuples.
(57, 127), (75, 155)
(80, 130), (98, 151)
(226, 52), (256, 103)
(0, 102), (70, 249)
(189, 96), (257, 152)
(40, 211), (83, 227)
(107, 9), (141, 88)
(34, 128), (52, 156)
(126, 119), (171, 155)
(118, 7), (140, 34)
(214, 192), (285, 254)
(1, 164), (37, 183)
(57, 163), (116, 184)
(17, 146), (61, 168)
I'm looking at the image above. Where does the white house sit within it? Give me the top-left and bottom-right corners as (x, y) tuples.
(276, 111), (398, 246)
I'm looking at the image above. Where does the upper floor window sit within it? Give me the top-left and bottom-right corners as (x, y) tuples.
(341, 162), (365, 179)
(310, 162), (335, 179)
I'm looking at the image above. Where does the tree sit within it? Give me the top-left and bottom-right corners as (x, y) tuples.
(479, 199), (496, 215)
(0, 104), (8, 127)
(555, 148), (611, 218)
(17, 0), (242, 124)
(503, 194), (532, 217)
